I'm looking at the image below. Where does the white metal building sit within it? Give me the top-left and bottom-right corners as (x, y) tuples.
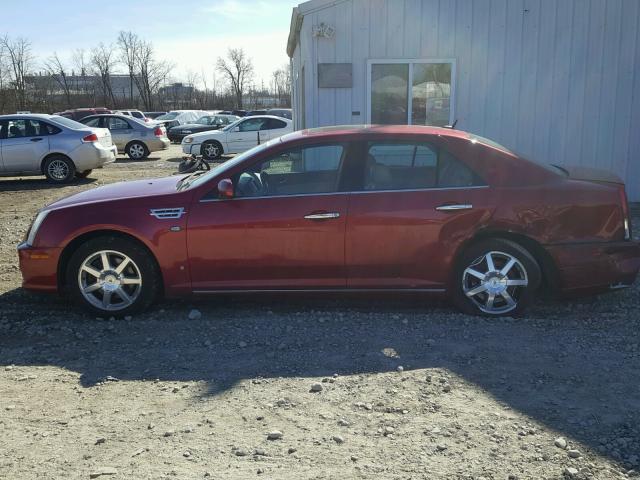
(287, 0), (640, 200)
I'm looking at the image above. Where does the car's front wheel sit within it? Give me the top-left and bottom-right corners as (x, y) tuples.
(44, 156), (76, 183)
(66, 236), (161, 316)
(452, 238), (541, 317)
(201, 140), (223, 160)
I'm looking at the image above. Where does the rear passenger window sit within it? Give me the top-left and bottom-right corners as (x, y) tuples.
(266, 119), (287, 130)
(41, 122), (61, 135)
(364, 142), (483, 191)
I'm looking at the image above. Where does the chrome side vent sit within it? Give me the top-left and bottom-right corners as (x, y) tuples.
(150, 208), (186, 220)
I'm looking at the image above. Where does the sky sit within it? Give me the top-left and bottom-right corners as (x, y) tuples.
(2, 0), (300, 88)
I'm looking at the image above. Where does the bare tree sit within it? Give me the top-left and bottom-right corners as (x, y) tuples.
(43, 53), (72, 108)
(216, 48), (253, 109)
(117, 31), (140, 105)
(0, 35), (34, 110)
(132, 40), (172, 110)
(272, 65), (291, 107)
(90, 43), (117, 108)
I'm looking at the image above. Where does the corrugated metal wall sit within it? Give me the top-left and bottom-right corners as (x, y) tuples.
(292, 0), (640, 200)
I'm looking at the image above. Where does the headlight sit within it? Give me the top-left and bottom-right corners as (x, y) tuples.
(183, 137), (193, 144)
(26, 210), (50, 246)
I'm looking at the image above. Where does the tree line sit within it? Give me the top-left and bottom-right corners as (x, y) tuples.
(0, 32), (291, 114)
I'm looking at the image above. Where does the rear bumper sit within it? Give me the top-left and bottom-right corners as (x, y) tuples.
(72, 144), (117, 171)
(546, 240), (640, 295)
(147, 137), (170, 152)
(17, 242), (61, 293)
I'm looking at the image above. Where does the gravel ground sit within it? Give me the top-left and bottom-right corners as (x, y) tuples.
(1, 146), (639, 480)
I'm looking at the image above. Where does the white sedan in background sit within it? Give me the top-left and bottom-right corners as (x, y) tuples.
(181, 115), (293, 160)
(0, 114), (116, 183)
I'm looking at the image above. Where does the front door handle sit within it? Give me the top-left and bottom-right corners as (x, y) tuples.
(30, 137), (43, 142)
(435, 204), (473, 212)
(304, 212), (340, 220)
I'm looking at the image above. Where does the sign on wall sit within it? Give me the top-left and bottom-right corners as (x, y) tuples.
(318, 63), (352, 88)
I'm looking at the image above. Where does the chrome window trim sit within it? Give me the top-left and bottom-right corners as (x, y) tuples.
(199, 185), (489, 203)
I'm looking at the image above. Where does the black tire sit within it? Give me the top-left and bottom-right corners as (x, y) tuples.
(43, 155), (76, 183)
(201, 140), (223, 160)
(125, 141), (149, 160)
(66, 236), (161, 316)
(451, 238), (541, 317)
(75, 169), (93, 179)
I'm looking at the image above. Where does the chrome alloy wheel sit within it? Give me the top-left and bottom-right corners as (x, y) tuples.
(462, 251), (529, 315)
(203, 143), (220, 158)
(78, 250), (143, 312)
(129, 143), (146, 159)
(47, 160), (69, 180)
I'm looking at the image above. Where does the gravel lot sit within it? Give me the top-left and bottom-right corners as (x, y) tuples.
(1, 145), (639, 480)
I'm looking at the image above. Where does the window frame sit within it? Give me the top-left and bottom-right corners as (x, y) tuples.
(107, 116), (132, 130)
(366, 58), (456, 126)
(355, 139), (486, 193)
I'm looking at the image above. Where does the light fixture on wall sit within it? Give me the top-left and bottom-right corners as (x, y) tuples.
(312, 23), (335, 39)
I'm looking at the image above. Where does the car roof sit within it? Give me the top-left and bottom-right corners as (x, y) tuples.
(288, 124), (470, 140)
(0, 113), (57, 120)
(243, 115), (292, 121)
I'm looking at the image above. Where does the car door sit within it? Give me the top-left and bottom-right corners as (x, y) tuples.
(186, 142), (350, 290)
(225, 117), (267, 153)
(106, 117), (133, 150)
(0, 119), (50, 173)
(345, 140), (491, 289)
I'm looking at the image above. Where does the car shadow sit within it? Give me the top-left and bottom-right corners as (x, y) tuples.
(113, 155), (164, 164)
(0, 177), (96, 192)
(1, 286), (639, 470)
(164, 155), (235, 164)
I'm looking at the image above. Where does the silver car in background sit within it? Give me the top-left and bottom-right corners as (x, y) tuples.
(0, 114), (116, 183)
(80, 114), (170, 160)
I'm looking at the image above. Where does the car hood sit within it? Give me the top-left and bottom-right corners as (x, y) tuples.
(46, 176), (183, 210)
(172, 123), (214, 131)
(187, 129), (226, 140)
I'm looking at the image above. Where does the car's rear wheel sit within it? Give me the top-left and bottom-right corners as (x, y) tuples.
(44, 156), (76, 183)
(126, 141), (149, 160)
(452, 238), (541, 316)
(201, 140), (223, 160)
(66, 236), (161, 316)
(75, 169), (92, 179)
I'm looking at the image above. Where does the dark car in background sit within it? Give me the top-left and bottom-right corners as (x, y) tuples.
(54, 108), (112, 121)
(245, 110), (268, 117)
(219, 110), (247, 117)
(267, 108), (292, 120)
(167, 114), (239, 143)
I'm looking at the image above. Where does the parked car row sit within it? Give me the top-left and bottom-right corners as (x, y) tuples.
(167, 114), (239, 143)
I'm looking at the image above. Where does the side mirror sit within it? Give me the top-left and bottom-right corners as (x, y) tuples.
(234, 126), (240, 132)
(217, 178), (234, 199)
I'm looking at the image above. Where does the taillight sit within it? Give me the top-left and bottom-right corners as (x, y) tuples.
(619, 186), (632, 241)
(154, 127), (163, 137)
(82, 133), (99, 143)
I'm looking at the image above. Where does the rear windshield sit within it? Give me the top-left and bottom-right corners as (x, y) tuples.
(49, 115), (88, 130)
(469, 134), (515, 155)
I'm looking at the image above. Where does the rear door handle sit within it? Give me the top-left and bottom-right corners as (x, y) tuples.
(30, 137), (43, 142)
(304, 212), (340, 220)
(435, 204), (473, 212)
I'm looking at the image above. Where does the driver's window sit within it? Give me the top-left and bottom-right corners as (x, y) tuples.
(234, 144), (345, 198)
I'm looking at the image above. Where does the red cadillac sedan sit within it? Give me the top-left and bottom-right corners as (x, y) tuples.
(18, 125), (640, 317)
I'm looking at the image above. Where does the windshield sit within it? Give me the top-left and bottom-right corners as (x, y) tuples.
(222, 118), (243, 132)
(155, 112), (180, 121)
(50, 115), (91, 130)
(177, 138), (281, 192)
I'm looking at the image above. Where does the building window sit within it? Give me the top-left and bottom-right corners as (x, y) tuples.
(368, 60), (454, 127)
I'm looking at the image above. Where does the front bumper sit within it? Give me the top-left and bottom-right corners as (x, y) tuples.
(18, 242), (62, 293)
(182, 143), (201, 156)
(546, 240), (640, 295)
(168, 132), (188, 143)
